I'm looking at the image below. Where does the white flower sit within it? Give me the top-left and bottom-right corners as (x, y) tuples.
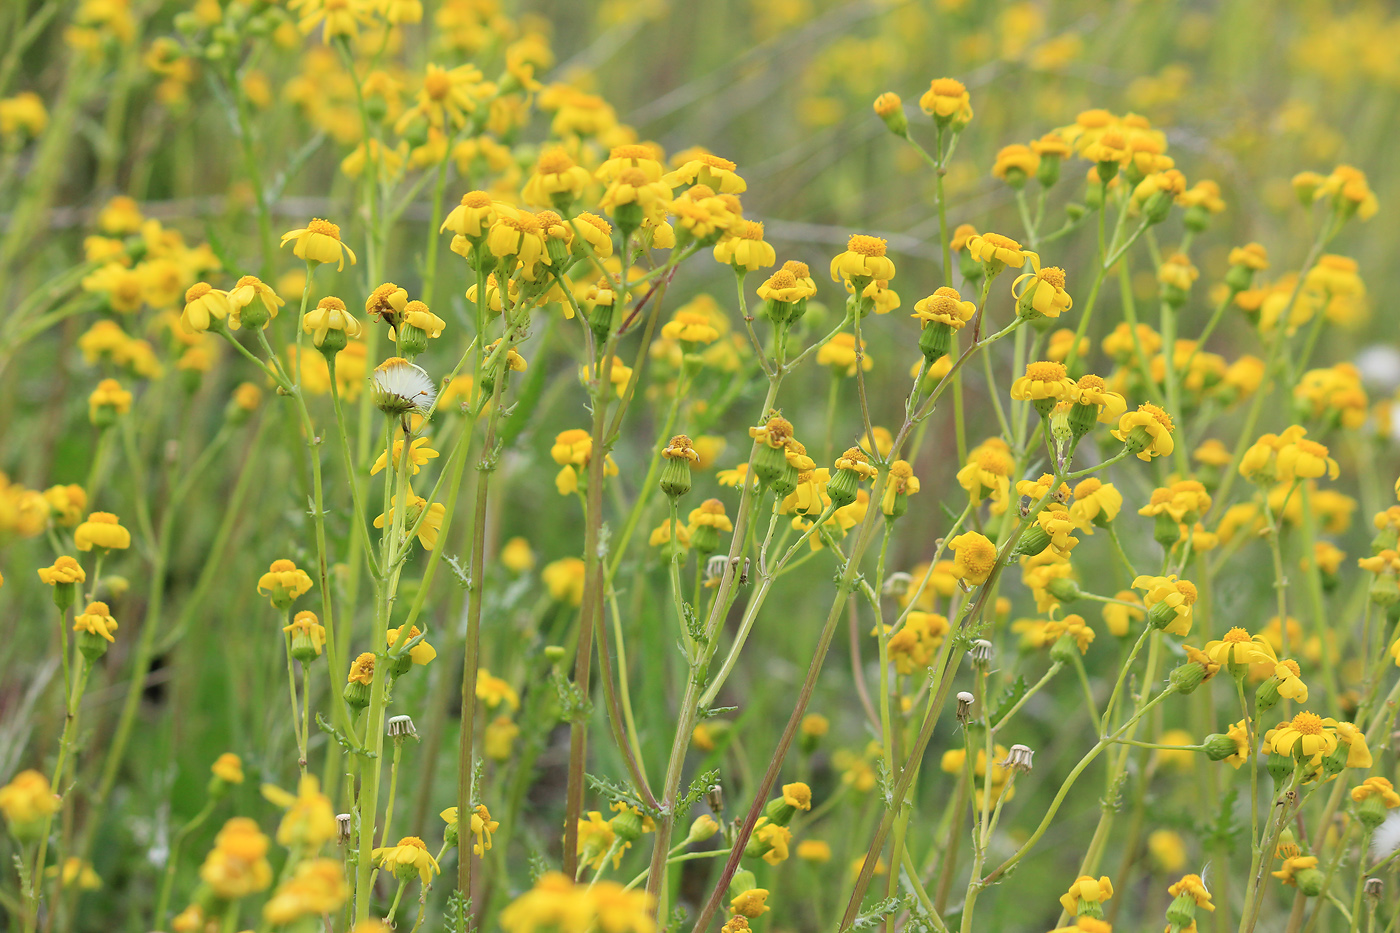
(372, 357), (436, 415)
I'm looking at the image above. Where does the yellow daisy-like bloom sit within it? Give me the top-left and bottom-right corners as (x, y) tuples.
(262, 774), (338, 849)
(1158, 252), (1199, 293)
(991, 143), (1038, 182)
(885, 611), (948, 674)
(261, 858), (348, 925)
(38, 555), (86, 587)
(1101, 590), (1144, 637)
(289, 0), (372, 40)
(1333, 720), (1373, 769)
(1068, 375), (1127, 424)
(596, 143), (664, 183)
(211, 753), (244, 785)
(198, 817), (272, 899)
(730, 888), (769, 918)
(1271, 658), (1308, 702)
(829, 234), (896, 283)
(648, 518), (691, 549)
(714, 220), (777, 270)
(966, 232), (1036, 272)
(371, 436), (440, 476)
(755, 821), (792, 865)
(599, 168), (672, 225)
(911, 287), (976, 329)
(1010, 360), (1075, 402)
(88, 378), (133, 423)
(956, 438), (1013, 514)
(1315, 163), (1378, 220)
(664, 153), (747, 194)
(1276, 437), (1339, 482)
(440, 191), (497, 238)
(0, 770), (59, 833)
(227, 276), (284, 329)
(688, 498), (733, 533)
(1168, 874), (1215, 912)
(372, 836), (440, 884)
(661, 310), (720, 344)
(302, 297), (364, 348)
(834, 446), (878, 479)
(386, 624), (436, 666)
(487, 206), (549, 278)
(73, 601), (118, 642)
(1112, 403), (1175, 461)
(1202, 627), (1276, 671)
(1058, 875), (1114, 915)
(572, 212), (615, 259)
(373, 492), (446, 550)
(817, 333), (872, 376)
(1068, 478), (1122, 531)
(1269, 711), (1336, 761)
(1044, 613), (1094, 654)
(398, 300), (446, 339)
(521, 147), (593, 207)
(346, 653), (376, 685)
(476, 669), (520, 711)
(756, 269), (808, 304)
(74, 511), (131, 551)
(1011, 262), (1072, 318)
(881, 459), (920, 514)
(1272, 855), (1320, 887)
(258, 558), (313, 605)
(180, 282), (232, 333)
(1352, 776), (1400, 808)
(280, 218), (356, 270)
(1138, 480), (1212, 524)
(949, 532), (998, 586)
(918, 77), (972, 125)
(1132, 573), (1197, 636)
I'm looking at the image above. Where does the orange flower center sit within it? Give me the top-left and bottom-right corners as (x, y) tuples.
(423, 70), (452, 100)
(1290, 711), (1323, 735)
(983, 232), (1021, 250)
(783, 260), (811, 278)
(185, 282), (211, 301)
(767, 270), (797, 289)
(1026, 361), (1068, 382)
(847, 234), (888, 257)
(698, 153), (737, 171)
(536, 148), (574, 174)
(1039, 266), (1067, 289)
(737, 221), (765, 240)
(1140, 403), (1175, 433)
(462, 191), (491, 208)
(307, 218), (341, 239)
(317, 297), (347, 311)
(1223, 627), (1251, 643)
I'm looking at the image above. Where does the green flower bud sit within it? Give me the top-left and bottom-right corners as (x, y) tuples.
(1202, 733), (1240, 761)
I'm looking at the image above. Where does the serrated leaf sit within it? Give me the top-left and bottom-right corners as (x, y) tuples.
(988, 675), (1028, 728)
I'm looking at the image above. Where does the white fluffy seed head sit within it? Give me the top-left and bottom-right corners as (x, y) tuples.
(1371, 811), (1400, 862)
(372, 358), (437, 415)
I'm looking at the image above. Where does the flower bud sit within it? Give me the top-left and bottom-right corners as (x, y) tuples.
(1358, 793), (1389, 830)
(918, 321), (954, 364)
(1046, 577), (1082, 603)
(1267, 750), (1295, 785)
(660, 435), (698, 499)
(1202, 733), (1240, 761)
(1153, 513), (1182, 548)
(1049, 633), (1079, 665)
(687, 814), (719, 844)
(1170, 661), (1208, 695)
(344, 678), (372, 710)
(825, 467), (860, 509)
(873, 93), (908, 138)
(1295, 865), (1325, 897)
(1015, 523), (1051, 558)
(1276, 827), (1300, 859)
(611, 807), (645, 843)
(1254, 676), (1284, 715)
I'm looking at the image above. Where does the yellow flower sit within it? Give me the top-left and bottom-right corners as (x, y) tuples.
(1268, 711), (1336, 761)
(596, 143), (664, 183)
(180, 282), (232, 333)
(1058, 875), (1114, 915)
(1158, 252), (1199, 293)
(1132, 573), (1197, 636)
(713, 220), (777, 270)
(949, 532), (997, 586)
(257, 559), (313, 606)
(1352, 777), (1400, 809)
(754, 820), (792, 865)
(74, 511), (131, 551)
(372, 836), (440, 883)
(40, 487), (86, 527)
(911, 287), (976, 329)
(1276, 437), (1339, 482)
(817, 333), (871, 376)
(1068, 478), (1122, 531)
(46, 858), (102, 891)
(830, 234), (896, 283)
(522, 146), (593, 208)
(664, 153), (747, 193)
(227, 275), (284, 329)
(488, 206), (549, 278)
(966, 232), (1036, 273)
(1011, 263), (1072, 319)
(918, 77), (972, 125)
(198, 817), (272, 899)
(484, 716), (520, 760)
(476, 669), (520, 710)
(957, 438), (1013, 515)
(1010, 360), (1075, 403)
(688, 498), (734, 533)
(440, 191), (497, 238)
(88, 378), (133, 424)
(302, 297), (364, 348)
(38, 555), (86, 587)
(729, 888), (769, 918)
(1112, 403), (1175, 461)
(1101, 590), (1143, 637)
(796, 839), (831, 863)
(1202, 627), (1276, 672)
(661, 311), (720, 344)
(543, 558), (586, 606)
(886, 611), (949, 673)
(262, 774), (338, 849)
(0, 770), (59, 835)
(992, 143), (1038, 183)
(1148, 831), (1188, 873)
(387, 624), (436, 666)
(1272, 855), (1320, 887)
(598, 168), (672, 225)
(1270, 659), (1308, 702)
(1138, 481), (1212, 524)
(211, 753), (244, 785)
(262, 858), (348, 925)
(280, 218), (356, 270)
(371, 436), (441, 476)
(1044, 613), (1094, 653)
(73, 601), (118, 642)
(373, 492), (446, 550)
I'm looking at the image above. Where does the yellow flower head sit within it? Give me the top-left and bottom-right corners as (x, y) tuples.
(373, 836), (440, 883)
(912, 287), (976, 329)
(1011, 360), (1075, 402)
(74, 511), (131, 551)
(211, 753), (244, 785)
(257, 558), (314, 606)
(280, 218), (356, 270)
(966, 232), (1035, 272)
(73, 600), (118, 642)
(1112, 403), (1175, 461)
(302, 297), (364, 348)
(830, 234), (896, 283)
(816, 332), (871, 376)
(88, 378), (133, 424)
(198, 817), (272, 899)
(949, 532), (997, 586)
(38, 555), (86, 587)
(664, 153), (747, 194)
(918, 77), (972, 126)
